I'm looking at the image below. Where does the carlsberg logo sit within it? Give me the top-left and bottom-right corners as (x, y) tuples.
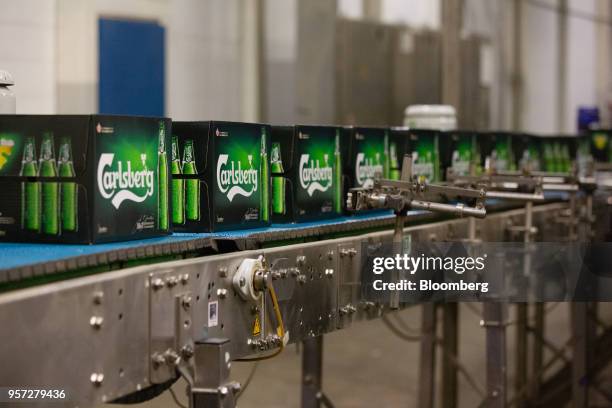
(97, 153), (155, 209)
(299, 154), (333, 196)
(355, 153), (383, 187)
(216, 154), (258, 202)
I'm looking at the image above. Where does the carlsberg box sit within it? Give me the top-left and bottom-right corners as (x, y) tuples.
(0, 115), (171, 243)
(442, 130), (481, 178)
(171, 121), (271, 232)
(345, 127), (391, 190)
(512, 133), (543, 173)
(270, 125), (343, 223)
(480, 132), (516, 173)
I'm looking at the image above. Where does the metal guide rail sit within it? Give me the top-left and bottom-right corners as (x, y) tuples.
(0, 202), (572, 408)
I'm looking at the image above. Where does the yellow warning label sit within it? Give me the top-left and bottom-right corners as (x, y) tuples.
(594, 133), (608, 150)
(252, 314), (261, 336)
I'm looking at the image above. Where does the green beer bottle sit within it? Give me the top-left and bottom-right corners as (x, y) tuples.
(383, 132), (390, 179)
(561, 144), (571, 173)
(333, 129), (342, 214)
(543, 142), (554, 172)
(260, 127), (269, 222)
(39, 132), (59, 235)
(270, 142), (285, 215)
(20, 137), (40, 231)
(389, 141), (400, 180)
(157, 122), (169, 230)
(58, 137), (77, 232)
(171, 135), (185, 225)
(183, 139), (200, 221)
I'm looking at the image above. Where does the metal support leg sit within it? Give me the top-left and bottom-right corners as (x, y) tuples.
(515, 303), (528, 407)
(302, 336), (323, 408)
(516, 200), (533, 407)
(418, 303), (437, 408)
(529, 303), (545, 400)
(190, 338), (240, 408)
(571, 302), (589, 408)
(483, 302), (507, 408)
(442, 303), (458, 408)
(390, 213), (406, 310)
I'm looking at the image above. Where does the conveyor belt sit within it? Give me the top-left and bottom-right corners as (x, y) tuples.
(0, 194), (568, 289)
(0, 210), (407, 287)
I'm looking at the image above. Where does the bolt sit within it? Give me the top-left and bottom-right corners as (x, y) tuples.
(218, 266), (228, 278)
(166, 276), (178, 287)
(232, 383), (241, 393)
(90, 373), (104, 386)
(151, 353), (166, 368)
(290, 268), (301, 277)
(152, 278), (165, 290)
(180, 274), (189, 284)
(297, 275), (307, 285)
(239, 277), (246, 287)
(327, 250), (334, 260)
(250, 305), (259, 315)
(340, 248), (357, 258)
(217, 288), (228, 299)
(218, 386), (228, 397)
(296, 255), (306, 266)
(182, 295), (192, 310)
(89, 316), (104, 329)
(164, 349), (180, 366)
(181, 345), (194, 360)
(361, 301), (375, 310)
(93, 291), (104, 305)
(325, 269), (334, 278)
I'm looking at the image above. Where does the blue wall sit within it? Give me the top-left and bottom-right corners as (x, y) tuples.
(98, 18), (165, 116)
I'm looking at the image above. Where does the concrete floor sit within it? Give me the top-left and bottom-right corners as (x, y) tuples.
(110, 302), (612, 408)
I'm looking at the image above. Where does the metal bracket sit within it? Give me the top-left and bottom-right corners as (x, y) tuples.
(337, 242), (360, 329)
(149, 270), (194, 384)
(190, 338), (240, 408)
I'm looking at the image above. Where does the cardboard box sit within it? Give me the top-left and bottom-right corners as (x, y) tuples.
(404, 128), (441, 182)
(171, 121), (271, 232)
(480, 132), (516, 173)
(270, 125), (343, 223)
(0, 115), (171, 243)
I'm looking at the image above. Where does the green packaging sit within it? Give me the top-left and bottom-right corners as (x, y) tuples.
(590, 129), (611, 163)
(171, 121), (271, 232)
(345, 127), (391, 190)
(481, 132), (515, 173)
(443, 130), (479, 177)
(0, 115), (171, 243)
(270, 125), (343, 222)
(406, 129), (440, 182)
(513, 133), (542, 173)
(540, 135), (576, 173)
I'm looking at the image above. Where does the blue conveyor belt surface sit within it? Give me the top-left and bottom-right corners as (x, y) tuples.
(0, 210), (401, 272)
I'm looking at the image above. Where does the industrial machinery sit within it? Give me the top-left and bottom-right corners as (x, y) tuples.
(0, 155), (610, 408)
